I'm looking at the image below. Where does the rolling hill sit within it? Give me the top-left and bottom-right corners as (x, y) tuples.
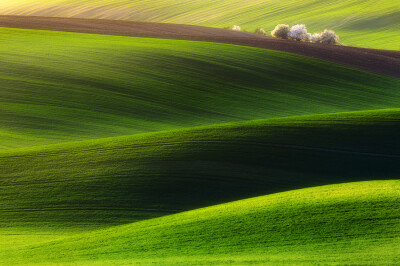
(1, 109), (399, 235)
(0, 0), (399, 49)
(1, 27), (400, 149)
(0, 16), (399, 78)
(2, 180), (399, 265)
(0, 15), (399, 264)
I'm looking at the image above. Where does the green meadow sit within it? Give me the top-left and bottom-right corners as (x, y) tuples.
(1, 28), (400, 149)
(1, 108), (400, 263)
(1, 0), (399, 49)
(0, 25), (399, 264)
(2, 180), (399, 265)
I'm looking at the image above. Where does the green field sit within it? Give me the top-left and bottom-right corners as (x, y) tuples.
(1, 0), (399, 49)
(1, 25), (399, 264)
(2, 28), (400, 149)
(2, 180), (399, 265)
(1, 108), (400, 253)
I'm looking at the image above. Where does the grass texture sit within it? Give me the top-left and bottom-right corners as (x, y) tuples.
(1, 109), (399, 235)
(1, 28), (400, 149)
(1, 27), (399, 264)
(0, 0), (399, 49)
(2, 180), (399, 265)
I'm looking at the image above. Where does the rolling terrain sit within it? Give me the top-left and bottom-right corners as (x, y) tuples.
(2, 180), (399, 265)
(1, 27), (400, 149)
(0, 16), (399, 78)
(0, 0), (399, 49)
(1, 109), (399, 248)
(0, 6), (399, 264)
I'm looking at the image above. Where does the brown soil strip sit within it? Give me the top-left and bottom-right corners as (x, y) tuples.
(0, 15), (399, 78)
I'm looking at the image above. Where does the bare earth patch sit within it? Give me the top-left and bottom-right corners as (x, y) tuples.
(0, 15), (399, 78)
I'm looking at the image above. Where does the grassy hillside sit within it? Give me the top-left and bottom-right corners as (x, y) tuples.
(0, 0), (399, 49)
(1, 109), (399, 236)
(2, 180), (399, 265)
(2, 28), (400, 149)
(1, 21), (399, 265)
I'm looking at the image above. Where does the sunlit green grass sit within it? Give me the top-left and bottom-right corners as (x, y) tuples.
(1, 28), (400, 149)
(1, 108), (399, 241)
(1, 0), (399, 49)
(0, 25), (399, 264)
(2, 180), (399, 265)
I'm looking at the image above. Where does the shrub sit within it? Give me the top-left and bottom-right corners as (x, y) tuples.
(255, 28), (266, 35)
(271, 23), (340, 45)
(311, 33), (322, 43)
(319, 30), (339, 45)
(303, 32), (312, 42)
(288, 24), (311, 42)
(271, 24), (289, 39)
(231, 25), (241, 31)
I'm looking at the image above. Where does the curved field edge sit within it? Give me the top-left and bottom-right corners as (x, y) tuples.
(2, 27), (400, 149)
(1, 17), (399, 79)
(1, 108), (399, 231)
(3, 180), (399, 265)
(0, 0), (399, 50)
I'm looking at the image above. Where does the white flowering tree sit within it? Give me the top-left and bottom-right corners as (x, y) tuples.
(271, 23), (340, 45)
(288, 24), (311, 41)
(319, 30), (339, 44)
(311, 33), (322, 43)
(311, 30), (339, 44)
(231, 25), (241, 31)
